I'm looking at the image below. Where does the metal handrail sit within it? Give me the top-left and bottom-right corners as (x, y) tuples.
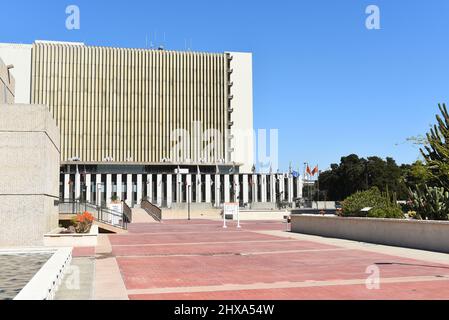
(59, 199), (128, 230)
(141, 199), (162, 222)
(122, 201), (132, 223)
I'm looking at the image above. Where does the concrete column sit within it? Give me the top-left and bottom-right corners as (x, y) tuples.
(297, 176), (303, 199)
(75, 171), (81, 200)
(116, 174), (122, 202)
(261, 175), (267, 203)
(85, 174), (91, 202)
(157, 174), (163, 207)
(270, 174), (276, 203)
(224, 175), (230, 203)
(288, 175), (294, 203)
(196, 174), (202, 203)
(147, 174), (153, 202)
(233, 174), (240, 203)
(136, 174), (143, 205)
(64, 174), (70, 200)
(166, 174), (172, 208)
(106, 174), (112, 205)
(214, 174), (220, 207)
(176, 173), (182, 203)
(126, 174), (132, 207)
(279, 174), (285, 201)
(186, 174), (192, 205)
(252, 174), (258, 203)
(243, 174), (249, 204)
(205, 174), (211, 203)
(96, 174), (102, 206)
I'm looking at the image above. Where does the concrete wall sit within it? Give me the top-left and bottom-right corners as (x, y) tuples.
(0, 105), (60, 246)
(0, 56), (15, 104)
(0, 43), (32, 104)
(291, 215), (449, 253)
(227, 52), (254, 173)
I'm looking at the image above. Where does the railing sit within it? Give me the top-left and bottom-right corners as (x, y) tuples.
(122, 201), (132, 223)
(59, 200), (128, 230)
(141, 199), (162, 222)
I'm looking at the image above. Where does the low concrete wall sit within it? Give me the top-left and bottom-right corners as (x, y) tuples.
(44, 225), (98, 247)
(14, 248), (72, 300)
(291, 215), (449, 253)
(238, 210), (288, 221)
(247, 202), (277, 210)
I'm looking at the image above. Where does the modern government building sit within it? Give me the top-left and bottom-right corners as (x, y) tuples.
(0, 40), (303, 210)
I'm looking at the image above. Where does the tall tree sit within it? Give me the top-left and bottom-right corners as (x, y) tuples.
(319, 154), (407, 201)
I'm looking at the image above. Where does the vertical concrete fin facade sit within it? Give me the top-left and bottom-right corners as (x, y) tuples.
(30, 42), (230, 164)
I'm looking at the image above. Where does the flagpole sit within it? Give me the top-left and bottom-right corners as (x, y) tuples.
(317, 167), (320, 208)
(303, 162), (307, 204)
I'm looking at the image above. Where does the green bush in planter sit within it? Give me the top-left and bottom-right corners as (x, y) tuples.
(342, 187), (404, 219)
(342, 187), (385, 216)
(367, 207), (404, 219)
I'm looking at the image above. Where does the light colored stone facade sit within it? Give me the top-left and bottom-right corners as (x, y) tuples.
(0, 56), (14, 104)
(0, 105), (60, 246)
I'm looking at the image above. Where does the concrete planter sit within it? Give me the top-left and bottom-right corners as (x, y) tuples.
(43, 225), (98, 247)
(291, 214), (449, 253)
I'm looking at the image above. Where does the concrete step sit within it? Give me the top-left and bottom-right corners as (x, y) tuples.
(131, 208), (158, 223)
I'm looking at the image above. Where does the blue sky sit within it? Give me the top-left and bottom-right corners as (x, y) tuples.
(2, 0), (449, 172)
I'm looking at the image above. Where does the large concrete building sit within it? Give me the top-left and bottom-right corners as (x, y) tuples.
(0, 41), (302, 210)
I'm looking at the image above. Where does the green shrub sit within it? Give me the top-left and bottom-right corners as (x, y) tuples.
(367, 207), (404, 219)
(342, 187), (386, 216)
(342, 187), (404, 219)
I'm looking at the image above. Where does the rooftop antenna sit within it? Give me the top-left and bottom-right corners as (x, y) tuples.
(157, 31), (165, 50)
(154, 31), (157, 49)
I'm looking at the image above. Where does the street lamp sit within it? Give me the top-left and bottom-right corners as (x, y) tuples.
(187, 183), (191, 221)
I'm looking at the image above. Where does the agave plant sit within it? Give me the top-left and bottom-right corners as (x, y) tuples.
(409, 185), (449, 220)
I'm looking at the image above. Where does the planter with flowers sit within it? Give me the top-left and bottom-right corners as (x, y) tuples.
(44, 211), (98, 247)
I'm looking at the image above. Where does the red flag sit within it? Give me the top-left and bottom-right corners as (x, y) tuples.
(311, 165), (319, 176)
(306, 165), (312, 176)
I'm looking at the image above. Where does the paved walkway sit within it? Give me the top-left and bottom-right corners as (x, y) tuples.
(98, 219), (449, 300)
(54, 257), (95, 300)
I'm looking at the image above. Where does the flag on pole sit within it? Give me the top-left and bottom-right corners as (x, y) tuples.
(311, 165), (319, 177)
(291, 171), (299, 178)
(306, 165), (312, 176)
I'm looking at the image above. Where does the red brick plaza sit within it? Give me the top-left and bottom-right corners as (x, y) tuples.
(101, 219), (449, 300)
